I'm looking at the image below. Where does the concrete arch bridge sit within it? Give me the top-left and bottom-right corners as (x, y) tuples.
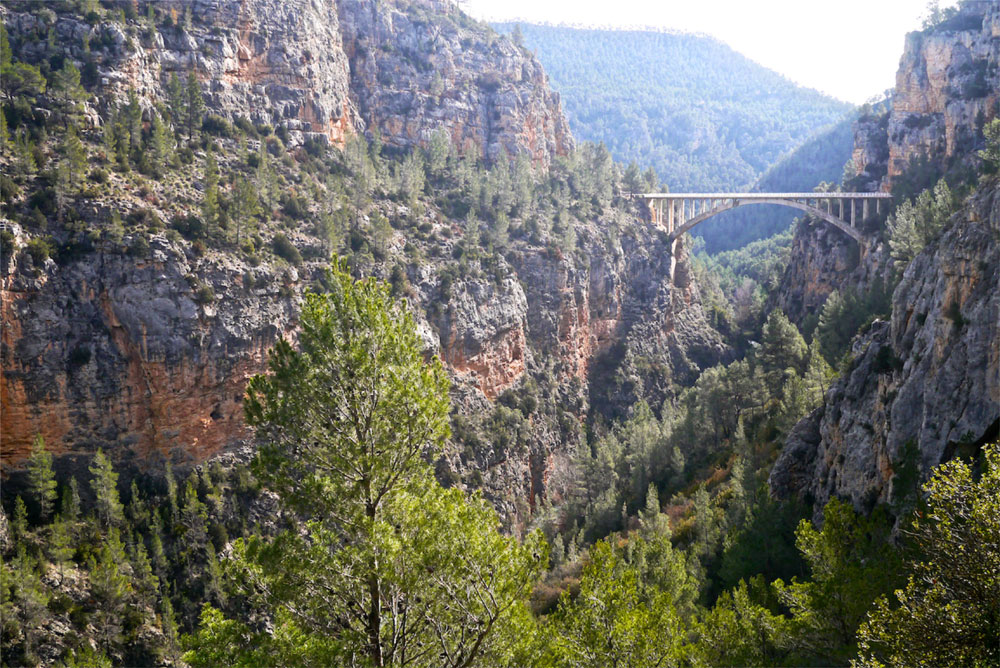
(634, 192), (893, 244)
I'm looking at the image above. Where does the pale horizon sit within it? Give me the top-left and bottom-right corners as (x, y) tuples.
(465, 0), (960, 104)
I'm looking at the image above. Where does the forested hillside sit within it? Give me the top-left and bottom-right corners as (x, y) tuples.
(698, 111), (858, 252)
(494, 23), (852, 195)
(3, 1), (999, 666)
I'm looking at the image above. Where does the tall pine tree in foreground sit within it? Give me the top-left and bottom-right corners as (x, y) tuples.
(183, 261), (544, 667)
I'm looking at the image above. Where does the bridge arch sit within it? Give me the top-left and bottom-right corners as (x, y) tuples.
(669, 197), (862, 243)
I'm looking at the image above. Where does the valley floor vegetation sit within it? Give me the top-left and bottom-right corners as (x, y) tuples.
(4, 259), (998, 667)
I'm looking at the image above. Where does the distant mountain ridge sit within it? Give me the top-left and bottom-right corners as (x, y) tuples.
(493, 22), (855, 252)
(697, 111), (858, 251)
(494, 22), (852, 192)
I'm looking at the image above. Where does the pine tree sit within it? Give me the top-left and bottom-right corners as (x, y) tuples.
(47, 516), (75, 584)
(53, 63), (87, 123)
(149, 516), (170, 584)
(61, 124), (87, 193)
(102, 104), (118, 156)
(129, 540), (159, 608)
(61, 476), (81, 521)
(887, 199), (924, 269)
(124, 88), (142, 153)
(127, 480), (150, 527)
(0, 20), (11, 70)
(229, 175), (259, 245)
(255, 140), (276, 209)
(979, 118), (1000, 169)
(165, 461), (179, 520)
(511, 23), (525, 47)
(11, 496), (28, 542)
(13, 127), (36, 175)
(149, 109), (172, 173)
(758, 309), (808, 397)
(551, 533), (565, 569)
(639, 483), (670, 537)
(89, 529), (132, 656)
(0, 106), (9, 149)
(160, 596), (182, 665)
(186, 71), (204, 141)
(113, 113), (130, 169)
(27, 434), (58, 522)
(89, 448), (124, 528)
(4, 546), (50, 664)
(857, 445), (1000, 667)
(426, 128), (450, 178)
(803, 337), (833, 407)
(186, 262), (544, 667)
(166, 73), (185, 133)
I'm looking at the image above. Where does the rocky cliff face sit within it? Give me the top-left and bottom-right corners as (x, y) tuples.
(853, 0), (1000, 191)
(2, 0), (572, 162)
(337, 0), (573, 165)
(1, 233), (301, 474)
(769, 219), (865, 327)
(0, 1), (716, 529)
(1, 197), (722, 528)
(770, 180), (1000, 513)
(771, 1), (1000, 515)
(418, 215), (726, 521)
(3, 0), (355, 145)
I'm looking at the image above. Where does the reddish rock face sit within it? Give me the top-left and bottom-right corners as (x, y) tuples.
(1, 237), (298, 472)
(443, 324), (527, 401)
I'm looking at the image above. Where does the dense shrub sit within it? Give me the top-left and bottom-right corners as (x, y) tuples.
(25, 236), (54, 265)
(201, 114), (234, 138)
(271, 233), (302, 265)
(172, 214), (206, 240)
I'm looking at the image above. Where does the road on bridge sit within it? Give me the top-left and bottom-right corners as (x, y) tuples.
(632, 192), (893, 243)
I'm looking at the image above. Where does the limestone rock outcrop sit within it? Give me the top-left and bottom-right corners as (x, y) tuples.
(337, 0), (573, 165)
(853, 1), (1000, 191)
(771, 180), (1000, 513)
(1, 0), (573, 160)
(3, 0), (355, 145)
(772, 0), (1000, 514)
(1, 235), (299, 473)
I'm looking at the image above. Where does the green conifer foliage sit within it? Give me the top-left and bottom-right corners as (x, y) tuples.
(856, 444), (1000, 667)
(184, 262), (544, 667)
(185, 71), (204, 141)
(89, 449), (124, 529)
(27, 434), (58, 523)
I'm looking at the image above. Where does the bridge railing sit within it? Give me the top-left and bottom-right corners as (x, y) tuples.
(627, 192), (893, 242)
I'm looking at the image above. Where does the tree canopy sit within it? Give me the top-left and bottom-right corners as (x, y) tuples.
(184, 261), (545, 667)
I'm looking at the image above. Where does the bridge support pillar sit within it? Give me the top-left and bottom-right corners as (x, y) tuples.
(863, 199), (869, 221)
(852, 199), (857, 226)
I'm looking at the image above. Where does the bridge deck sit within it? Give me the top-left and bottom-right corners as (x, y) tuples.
(634, 192), (892, 199)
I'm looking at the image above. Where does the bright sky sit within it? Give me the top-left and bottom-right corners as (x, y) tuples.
(464, 0), (957, 104)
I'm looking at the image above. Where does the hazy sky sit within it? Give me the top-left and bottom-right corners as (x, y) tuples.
(464, 0), (956, 104)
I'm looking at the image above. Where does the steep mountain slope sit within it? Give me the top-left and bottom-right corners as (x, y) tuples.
(853, 1), (999, 195)
(492, 23), (852, 194)
(0, 0), (725, 525)
(771, 179), (999, 513)
(770, 0), (1000, 513)
(340, 0), (573, 164)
